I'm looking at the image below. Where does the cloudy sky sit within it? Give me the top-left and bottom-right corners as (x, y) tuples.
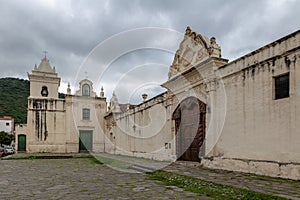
(0, 0), (299, 103)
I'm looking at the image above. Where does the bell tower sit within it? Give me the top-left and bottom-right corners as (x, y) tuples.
(26, 55), (66, 153)
(28, 55), (60, 98)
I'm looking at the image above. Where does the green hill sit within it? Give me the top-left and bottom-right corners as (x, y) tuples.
(0, 77), (66, 125)
(0, 78), (30, 124)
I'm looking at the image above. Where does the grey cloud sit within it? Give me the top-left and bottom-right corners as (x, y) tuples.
(0, 0), (299, 102)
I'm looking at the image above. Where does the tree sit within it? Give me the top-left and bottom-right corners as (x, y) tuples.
(0, 131), (14, 146)
(0, 77), (66, 124)
(0, 78), (29, 124)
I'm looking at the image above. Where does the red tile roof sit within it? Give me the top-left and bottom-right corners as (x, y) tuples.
(0, 116), (13, 120)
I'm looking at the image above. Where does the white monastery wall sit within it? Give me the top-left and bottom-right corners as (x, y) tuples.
(202, 30), (300, 180)
(105, 93), (177, 161)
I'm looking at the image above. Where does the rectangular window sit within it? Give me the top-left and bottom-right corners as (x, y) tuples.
(274, 73), (289, 100)
(6, 122), (10, 126)
(82, 108), (90, 120)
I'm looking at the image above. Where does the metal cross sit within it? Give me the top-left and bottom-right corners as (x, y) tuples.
(43, 50), (48, 58)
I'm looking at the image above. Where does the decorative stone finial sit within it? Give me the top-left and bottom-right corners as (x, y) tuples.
(185, 26), (191, 36)
(110, 91), (121, 113)
(142, 93), (148, 102)
(67, 82), (71, 95)
(100, 86), (104, 97)
(208, 37), (221, 58)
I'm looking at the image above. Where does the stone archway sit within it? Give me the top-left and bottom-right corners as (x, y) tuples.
(172, 97), (206, 162)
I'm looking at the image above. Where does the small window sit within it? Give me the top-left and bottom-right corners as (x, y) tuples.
(6, 123), (10, 126)
(82, 84), (90, 96)
(274, 73), (289, 100)
(82, 108), (90, 120)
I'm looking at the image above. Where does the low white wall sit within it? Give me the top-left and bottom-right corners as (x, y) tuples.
(201, 157), (300, 180)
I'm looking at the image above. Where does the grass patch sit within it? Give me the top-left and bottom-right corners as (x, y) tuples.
(147, 170), (287, 200)
(89, 156), (103, 165)
(93, 156), (132, 169)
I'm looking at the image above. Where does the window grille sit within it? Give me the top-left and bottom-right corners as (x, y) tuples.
(275, 73), (289, 100)
(83, 108), (90, 120)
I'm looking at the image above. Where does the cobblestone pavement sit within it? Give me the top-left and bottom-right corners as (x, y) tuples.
(0, 158), (207, 200)
(91, 153), (300, 200)
(164, 162), (300, 200)
(1, 154), (300, 199)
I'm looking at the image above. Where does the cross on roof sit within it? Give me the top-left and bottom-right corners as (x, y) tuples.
(43, 50), (48, 58)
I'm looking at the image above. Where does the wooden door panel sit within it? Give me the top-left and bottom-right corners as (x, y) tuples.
(173, 97), (206, 162)
(79, 130), (93, 152)
(18, 135), (26, 152)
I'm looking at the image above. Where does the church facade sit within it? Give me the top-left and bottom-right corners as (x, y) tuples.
(16, 57), (107, 153)
(15, 27), (300, 180)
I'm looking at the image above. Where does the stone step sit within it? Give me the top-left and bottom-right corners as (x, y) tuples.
(129, 164), (156, 173)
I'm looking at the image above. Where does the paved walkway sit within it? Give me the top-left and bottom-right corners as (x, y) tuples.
(164, 162), (300, 200)
(93, 153), (300, 199)
(0, 158), (206, 199)
(1, 153), (300, 199)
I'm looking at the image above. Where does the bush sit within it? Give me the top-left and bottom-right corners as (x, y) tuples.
(0, 131), (14, 146)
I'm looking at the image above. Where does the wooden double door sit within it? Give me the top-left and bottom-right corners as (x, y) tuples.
(173, 97), (206, 162)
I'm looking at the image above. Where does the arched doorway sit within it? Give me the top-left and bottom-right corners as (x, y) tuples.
(172, 97), (206, 162)
(18, 134), (26, 152)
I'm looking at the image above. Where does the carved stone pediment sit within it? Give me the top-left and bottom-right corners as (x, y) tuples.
(168, 26), (222, 79)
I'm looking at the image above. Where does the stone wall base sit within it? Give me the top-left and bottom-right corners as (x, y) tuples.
(93, 142), (105, 153)
(27, 144), (66, 153)
(113, 149), (176, 162)
(66, 142), (78, 153)
(201, 157), (300, 180)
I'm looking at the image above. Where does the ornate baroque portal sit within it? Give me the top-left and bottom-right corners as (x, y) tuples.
(172, 97), (206, 162)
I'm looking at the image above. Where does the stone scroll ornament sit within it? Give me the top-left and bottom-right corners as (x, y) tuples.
(168, 26), (222, 79)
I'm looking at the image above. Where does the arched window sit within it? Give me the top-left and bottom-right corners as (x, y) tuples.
(82, 84), (90, 96)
